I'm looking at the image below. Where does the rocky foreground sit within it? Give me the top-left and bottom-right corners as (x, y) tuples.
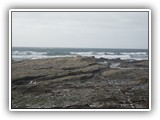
(12, 56), (149, 109)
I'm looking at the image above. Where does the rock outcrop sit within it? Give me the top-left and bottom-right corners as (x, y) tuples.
(11, 56), (149, 109)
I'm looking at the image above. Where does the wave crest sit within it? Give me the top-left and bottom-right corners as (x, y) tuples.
(12, 50), (47, 55)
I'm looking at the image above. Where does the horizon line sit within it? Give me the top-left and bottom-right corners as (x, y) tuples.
(12, 46), (148, 50)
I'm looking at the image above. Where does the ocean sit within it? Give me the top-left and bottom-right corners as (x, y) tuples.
(12, 47), (148, 61)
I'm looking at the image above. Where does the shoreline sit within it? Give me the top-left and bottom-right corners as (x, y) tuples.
(12, 56), (149, 70)
(11, 56), (149, 109)
(12, 55), (148, 62)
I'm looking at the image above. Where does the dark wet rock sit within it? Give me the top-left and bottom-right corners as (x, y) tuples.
(96, 57), (108, 62)
(119, 60), (149, 68)
(11, 56), (149, 109)
(96, 57), (121, 63)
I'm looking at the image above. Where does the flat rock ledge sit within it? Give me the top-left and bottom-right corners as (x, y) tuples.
(11, 56), (149, 109)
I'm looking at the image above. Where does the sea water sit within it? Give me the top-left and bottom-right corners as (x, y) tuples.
(12, 47), (148, 61)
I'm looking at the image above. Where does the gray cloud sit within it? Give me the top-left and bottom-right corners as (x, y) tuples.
(12, 11), (148, 49)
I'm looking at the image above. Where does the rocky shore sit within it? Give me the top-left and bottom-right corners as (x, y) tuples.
(11, 56), (149, 109)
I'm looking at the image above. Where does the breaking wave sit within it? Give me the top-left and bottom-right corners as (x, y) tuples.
(12, 48), (148, 61)
(12, 50), (47, 55)
(70, 51), (148, 60)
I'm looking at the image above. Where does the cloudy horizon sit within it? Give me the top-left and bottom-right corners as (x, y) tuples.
(12, 11), (148, 49)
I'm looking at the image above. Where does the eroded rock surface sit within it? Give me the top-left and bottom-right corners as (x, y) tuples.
(11, 56), (149, 109)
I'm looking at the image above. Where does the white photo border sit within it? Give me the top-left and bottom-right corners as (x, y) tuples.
(9, 9), (151, 111)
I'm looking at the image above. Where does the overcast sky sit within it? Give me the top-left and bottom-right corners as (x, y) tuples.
(12, 11), (148, 49)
